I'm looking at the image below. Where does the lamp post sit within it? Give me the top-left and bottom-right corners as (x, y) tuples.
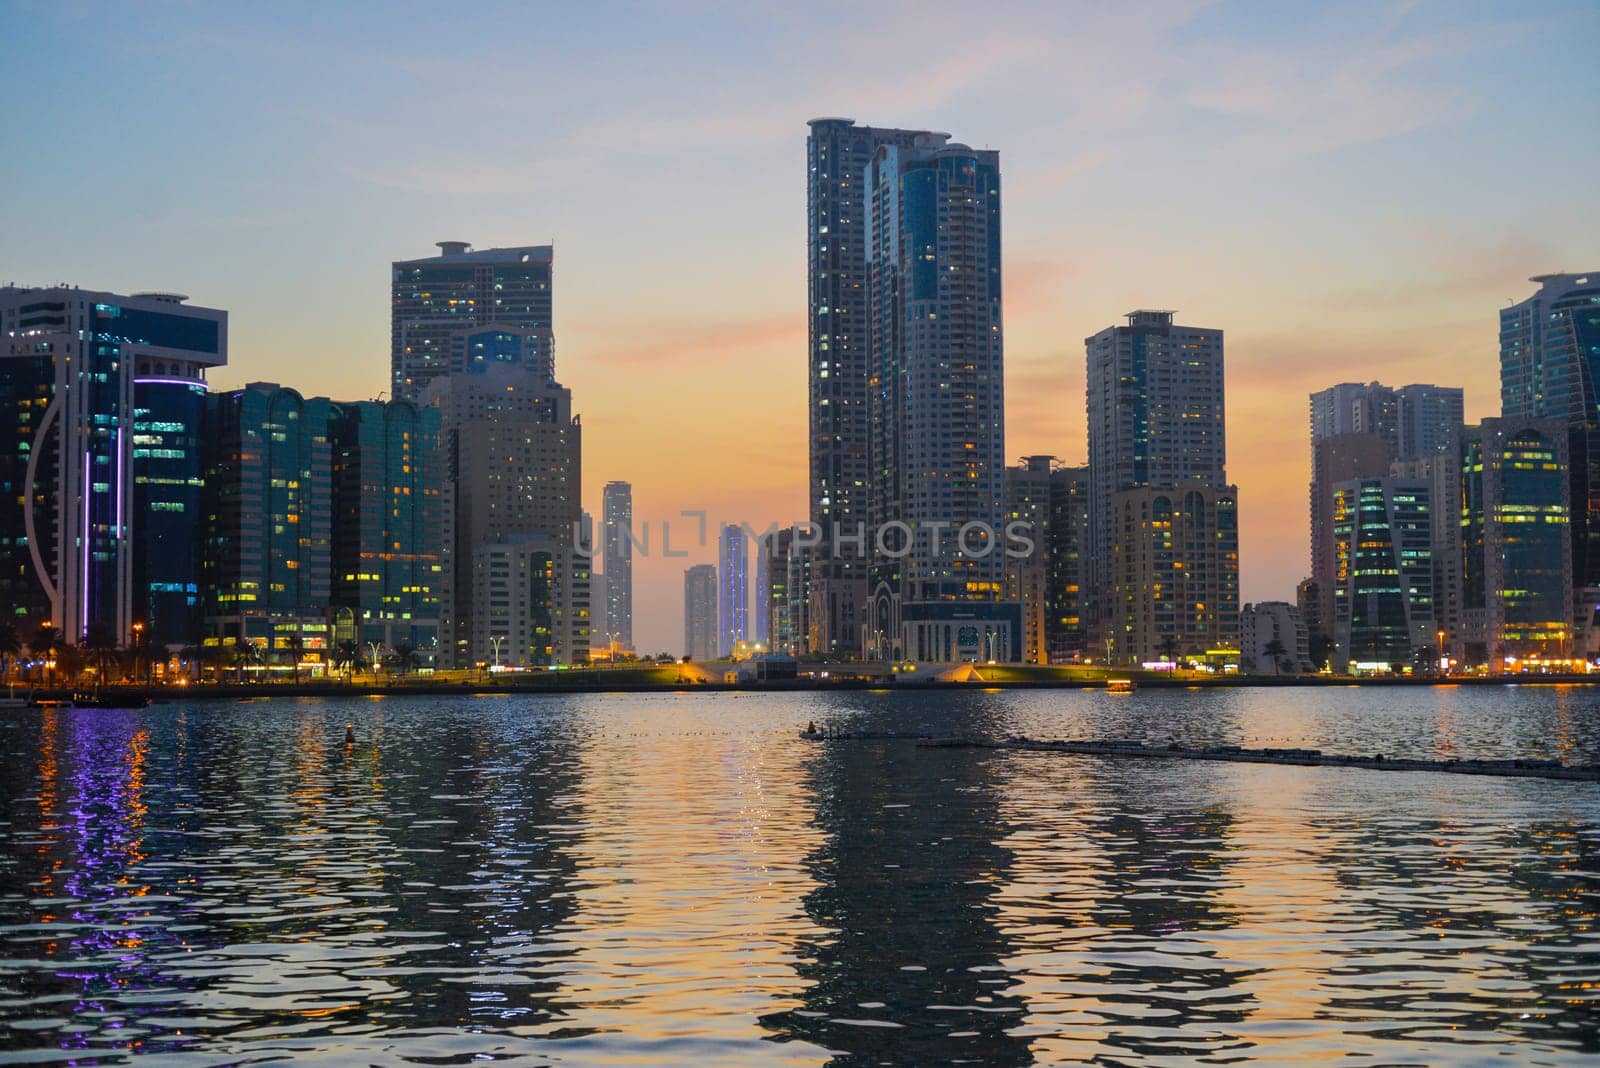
(130, 621), (145, 689)
(367, 641), (383, 678)
(490, 635), (505, 669)
(1437, 628), (1447, 676)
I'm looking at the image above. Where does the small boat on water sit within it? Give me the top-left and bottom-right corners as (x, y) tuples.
(67, 692), (152, 709)
(1105, 678), (1137, 694)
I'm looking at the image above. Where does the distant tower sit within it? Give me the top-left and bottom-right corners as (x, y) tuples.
(683, 564), (718, 661)
(602, 481), (633, 648)
(718, 525), (748, 656)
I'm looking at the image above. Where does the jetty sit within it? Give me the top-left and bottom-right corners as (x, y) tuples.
(797, 729), (1600, 783)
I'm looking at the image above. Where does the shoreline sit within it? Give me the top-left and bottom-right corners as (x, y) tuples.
(14, 669), (1600, 703)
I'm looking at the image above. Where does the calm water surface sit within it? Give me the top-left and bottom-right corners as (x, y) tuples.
(0, 687), (1597, 1065)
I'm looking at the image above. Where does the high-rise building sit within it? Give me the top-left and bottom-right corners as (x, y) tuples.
(424, 364), (587, 666)
(863, 129), (1018, 663)
(1329, 475), (1435, 673)
(1306, 380), (1462, 646)
(391, 242), (554, 400)
(765, 528), (797, 654)
(1461, 417), (1573, 668)
(201, 383), (334, 659)
(0, 287), (226, 647)
(1295, 578), (1327, 668)
(1499, 272), (1600, 648)
(718, 524), (748, 657)
(1004, 457), (1054, 664)
(329, 399), (444, 656)
(1396, 384), (1465, 462)
(806, 119), (942, 658)
(1240, 602), (1310, 674)
(1107, 481), (1240, 664)
(684, 563), (718, 661)
(1046, 464), (1090, 663)
(1087, 310), (1229, 662)
(753, 537), (771, 646)
(602, 481), (633, 649)
(1310, 382), (1398, 443)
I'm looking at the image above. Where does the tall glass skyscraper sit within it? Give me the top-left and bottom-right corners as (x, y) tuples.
(806, 119), (943, 658)
(602, 481), (633, 649)
(0, 286), (226, 646)
(718, 524), (747, 657)
(1499, 273), (1600, 615)
(391, 241), (554, 399)
(862, 131), (1016, 662)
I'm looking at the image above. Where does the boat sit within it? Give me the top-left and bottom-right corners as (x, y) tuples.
(69, 692), (152, 709)
(0, 696), (27, 710)
(1105, 678), (1138, 694)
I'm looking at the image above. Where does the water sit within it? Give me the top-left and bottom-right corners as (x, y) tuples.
(0, 687), (1597, 1065)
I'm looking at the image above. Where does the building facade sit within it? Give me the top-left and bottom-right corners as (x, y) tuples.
(1046, 464), (1090, 663)
(1240, 601), (1311, 674)
(201, 383), (334, 662)
(718, 524), (748, 657)
(1004, 457), (1054, 664)
(1329, 475), (1436, 673)
(424, 364), (588, 667)
(1460, 418), (1574, 668)
(329, 399), (443, 657)
(806, 119), (941, 658)
(1107, 481), (1240, 664)
(0, 287), (226, 648)
(864, 130), (1018, 662)
(1499, 272), (1600, 650)
(684, 563), (718, 661)
(602, 480), (633, 649)
(1086, 310), (1226, 640)
(392, 241), (554, 400)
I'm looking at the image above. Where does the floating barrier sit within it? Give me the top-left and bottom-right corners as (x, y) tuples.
(797, 730), (1599, 783)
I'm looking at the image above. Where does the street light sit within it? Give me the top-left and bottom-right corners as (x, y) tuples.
(490, 635), (505, 668)
(367, 641), (383, 676)
(131, 622), (145, 688)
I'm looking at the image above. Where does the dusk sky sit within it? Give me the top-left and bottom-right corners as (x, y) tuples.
(6, 0), (1598, 654)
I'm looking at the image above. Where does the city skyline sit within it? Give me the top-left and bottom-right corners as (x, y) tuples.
(5, 2), (1599, 653)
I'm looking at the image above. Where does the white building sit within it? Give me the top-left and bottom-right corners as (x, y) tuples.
(1240, 602), (1310, 675)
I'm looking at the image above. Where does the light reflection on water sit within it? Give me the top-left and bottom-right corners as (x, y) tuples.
(0, 688), (1596, 1065)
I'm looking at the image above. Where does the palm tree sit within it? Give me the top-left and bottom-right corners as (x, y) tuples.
(1262, 638), (1288, 676)
(284, 634), (305, 685)
(81, 622), (120, 690)
(1158, 635), (1179, 665)
(30, 625), (63, 686)
(0, 622), (20, 694)
(231, 641), (260, 684)
(391, 640), (416, 677)
(335, 640), (361, 683)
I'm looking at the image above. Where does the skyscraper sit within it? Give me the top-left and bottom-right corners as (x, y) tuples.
(202, 383), (334, 656)
(718, 524), (748, 657)
(1499, 272), (1600, 645)
(1329, 475), (1435, 673)
(1306, 380), (1462, 645)
(424, 365), (587, 666)
(683, 564), (718, 661)
(864, 129), (1018, 663)
(329, 399), (444, 655)
(0, 286), (226, 646)
(1086, 310), (1232, 662)
(1004, 457), (1054, 664)
(807, 118), (943, 658)
(1045, 464), (1090, 663)
(391, 242), (554, 400)
(602, 481), (633, 649)
(1461, 417), (1573, 668)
